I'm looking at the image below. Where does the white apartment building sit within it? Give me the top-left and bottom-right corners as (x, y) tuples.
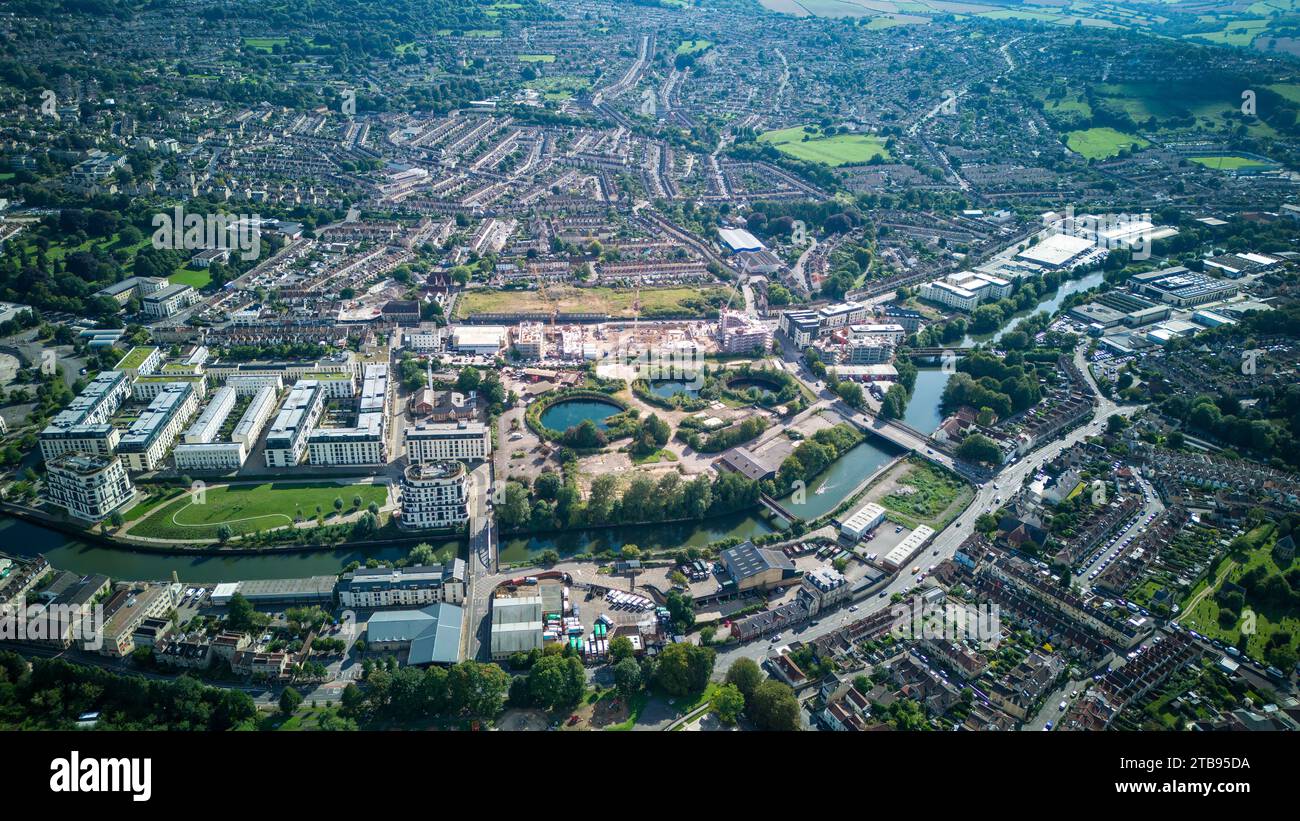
(400, 461), (470, 530)
(920, 279), (980, 312)
(183, 386), (237, 444)
(142, 283), (198, 318)
(264, 380), (325, 467)
(919, 271), (1013, 312)
(718, 309), (772, 354)
(231, 385), (277, 446)
(173, 441), (247, 472)
(116, 382), (200, 471)
(307, 364), (388, 466)
(45, 452), (135, 522)
(512, 322), (547, 359)
(39, 370), (130, 462)
(132, 375), (207, 401)
(336, 560), (468, 608)
(405, 421), (491, 463)
(225, 374), (285, 395)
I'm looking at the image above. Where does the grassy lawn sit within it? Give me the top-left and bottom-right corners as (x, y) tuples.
(676, 39), (712, 55)
(243, 37), (288, 52)
(630, 448), (679, 465)
(1189, 155), (1276, 172)
(456, 285), (735, 319)
(1066, 127), (1149, 160)
(518, 53), (556, 62)
(130, 481), (387, 541)
(120, 489), (184, 522)
(170, 267), (213, 289)
(758, 125), (890, 167)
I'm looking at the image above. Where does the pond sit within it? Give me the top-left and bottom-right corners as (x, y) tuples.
(539, 398), (623, 432)
(727, 377), (779, 398)
(647, 378), (701, 399)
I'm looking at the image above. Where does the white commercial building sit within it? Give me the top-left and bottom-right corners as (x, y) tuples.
(1016, 233), (1101, 270)
(451, 325), (506, 356)
(840, 501), (887, 541)
(337, 561), (468, 609)
(490, 592), (544, 660)
(881, 525), (937, 571)
(45, 452), (135, 522)
(405, 421), (491, 463)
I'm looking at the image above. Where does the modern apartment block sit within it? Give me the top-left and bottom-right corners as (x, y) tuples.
(400, 461), (470, 530)
(512, 321), (547, 359)
(405, 420), (491, 463)
(173, 384), (275, 471)
(44, 452), (135, 522)
(307, 364), (388, 465)
(141, 282), (198, 318)
(264, 380), (325, 467)
(116, 382), (200, 471)
(919, 271), (1013, 312)
(113, 345), (163, 377)
(718, 309), (772, 354)
(39, 370), (130, 462)
(336, 560), (468, 608)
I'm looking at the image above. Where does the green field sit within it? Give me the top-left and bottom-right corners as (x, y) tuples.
(518, 53), (556, 62)
(243, 37), (288, 52)
(1185, 18), (1270, 47)
(757, 125), (891, 167)
(1190, 155), (1276, 172)
(457, 285), (736, 319)
(1065, 127), (1149, 160)
(676, 39), (712, 55)
(170, 267), (213, 289)
(878, 460), (973, 530)
(525, 75), (590, 100)
(130, 481), (388, 541)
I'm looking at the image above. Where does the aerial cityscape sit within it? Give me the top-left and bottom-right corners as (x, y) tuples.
(3, 0), (1300, 745)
